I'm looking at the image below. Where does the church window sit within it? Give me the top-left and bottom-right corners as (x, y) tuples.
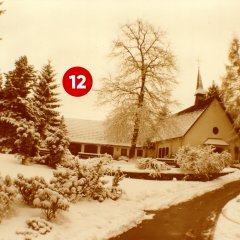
(213, 127), (219, 135)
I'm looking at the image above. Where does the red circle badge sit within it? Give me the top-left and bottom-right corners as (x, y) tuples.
(62, 66), (93, 97)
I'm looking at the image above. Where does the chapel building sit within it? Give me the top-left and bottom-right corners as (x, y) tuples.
(154, 69), (240, 161)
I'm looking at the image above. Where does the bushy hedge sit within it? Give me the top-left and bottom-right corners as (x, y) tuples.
(0, 154), (124, 223)
(0, 175), (18, 222)
(51, 155), (124, 202)
(26, 217), (52, 235)
(33, 188), (69, 220)
(15, 174), (48, 206)
(176, 145), (232, 175)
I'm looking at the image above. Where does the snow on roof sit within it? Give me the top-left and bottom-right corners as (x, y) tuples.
(154, 109), (206, 141)
(65, 118), (134, 147)
(195, 89), (206, 95)
(204, 138), (229, 146)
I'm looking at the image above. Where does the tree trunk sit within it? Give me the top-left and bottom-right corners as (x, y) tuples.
(129, 115), (140, 158)
(129, 90), (144, 158)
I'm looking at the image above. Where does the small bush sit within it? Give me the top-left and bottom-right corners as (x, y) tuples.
(0, 175), (18, 222)
(26, 217), (52, 235)
(136, 158), (171, 176)
(50, 167), (86, 202)
(15, 174), (48, 206)
(33, 188), (69, 221)
(107, 168), (124, 200)
(51, 154), (123, 202)
(45, 128), (69, 168)
(176, 145), (232, 175)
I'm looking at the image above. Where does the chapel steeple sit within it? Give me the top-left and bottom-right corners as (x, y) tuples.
(195, 68), (206, 105)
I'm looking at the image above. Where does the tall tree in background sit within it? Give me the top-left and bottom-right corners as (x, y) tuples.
(0, 2), (5, 15)
(205, 81), (222, 101)
(0, 2), (5, 40)
(222, 38), (240, 131)
(33, 62), (69, 167)
(33, 61), (61, 138)
(3, 56), (36, 120)
(98, 20), (177, 158)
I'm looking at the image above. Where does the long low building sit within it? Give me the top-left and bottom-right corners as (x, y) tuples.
(65, 118), (155, 159)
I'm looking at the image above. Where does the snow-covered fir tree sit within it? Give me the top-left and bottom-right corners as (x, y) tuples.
(45, 117), (69, 168)
(3, 55), (36, 120)
(33, 62), (69, 167)
(222, 38), (240, 131)
(33, 62), (61, 137)
(0, 56), (40, 160)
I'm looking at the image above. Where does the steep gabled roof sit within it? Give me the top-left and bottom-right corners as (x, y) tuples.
(154, 98), (213, 141)
(65, 118), (136, 147)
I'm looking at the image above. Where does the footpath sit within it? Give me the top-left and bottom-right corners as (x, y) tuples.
(111, 180), (240, 240)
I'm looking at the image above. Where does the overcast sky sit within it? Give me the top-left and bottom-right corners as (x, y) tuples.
(0, 0), (239, 120)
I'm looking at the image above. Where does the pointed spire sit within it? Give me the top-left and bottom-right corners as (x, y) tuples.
(195, 67), (206, 105)
(195, 67), (205, 95)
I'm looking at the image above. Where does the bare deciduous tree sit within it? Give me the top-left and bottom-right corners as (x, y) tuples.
(98, 20), (177, 158)
(0, 2), (5, 40)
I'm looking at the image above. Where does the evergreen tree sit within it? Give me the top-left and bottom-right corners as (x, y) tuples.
(33, 62), (61, 138)
(33, 63), (69, 167)
(0, 56), (39, 160)
(45, 117), (69, 168)
(222, 38), (240, 131)
(0, 74), (3, 97)
(0, 74), (4, 107)
(205, 81), (222, 101)
(3, 56), (36, 120)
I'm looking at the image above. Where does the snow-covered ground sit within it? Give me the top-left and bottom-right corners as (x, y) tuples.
(1, 154), (240, 240)
(214, 194), (240, 240)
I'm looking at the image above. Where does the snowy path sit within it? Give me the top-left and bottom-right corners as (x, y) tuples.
(111, 180), (240, 240)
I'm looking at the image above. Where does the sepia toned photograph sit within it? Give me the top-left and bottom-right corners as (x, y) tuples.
(0, 0), (240, 239)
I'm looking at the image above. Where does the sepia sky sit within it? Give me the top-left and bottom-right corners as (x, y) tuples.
(0, 0), (240, 120)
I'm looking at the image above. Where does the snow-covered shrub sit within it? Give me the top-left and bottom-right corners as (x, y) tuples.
(14, 121), (40, 164)
(176, 145), (232, 175)
(50, 167), (85, 202)
(45, 127), (69, 168)
(32, 155), (47, 165)
(33, 188), (69, 221)
(51, 154), (123, 202)
(26, 217), (52, 235)
(112, 168), (125, 187)
(107, 168), (124, 200)
(100, 153), (113, 161)
(0, 175), (18, 222)
(137, 158), (171, 176)
(15, 174), (48, 206)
